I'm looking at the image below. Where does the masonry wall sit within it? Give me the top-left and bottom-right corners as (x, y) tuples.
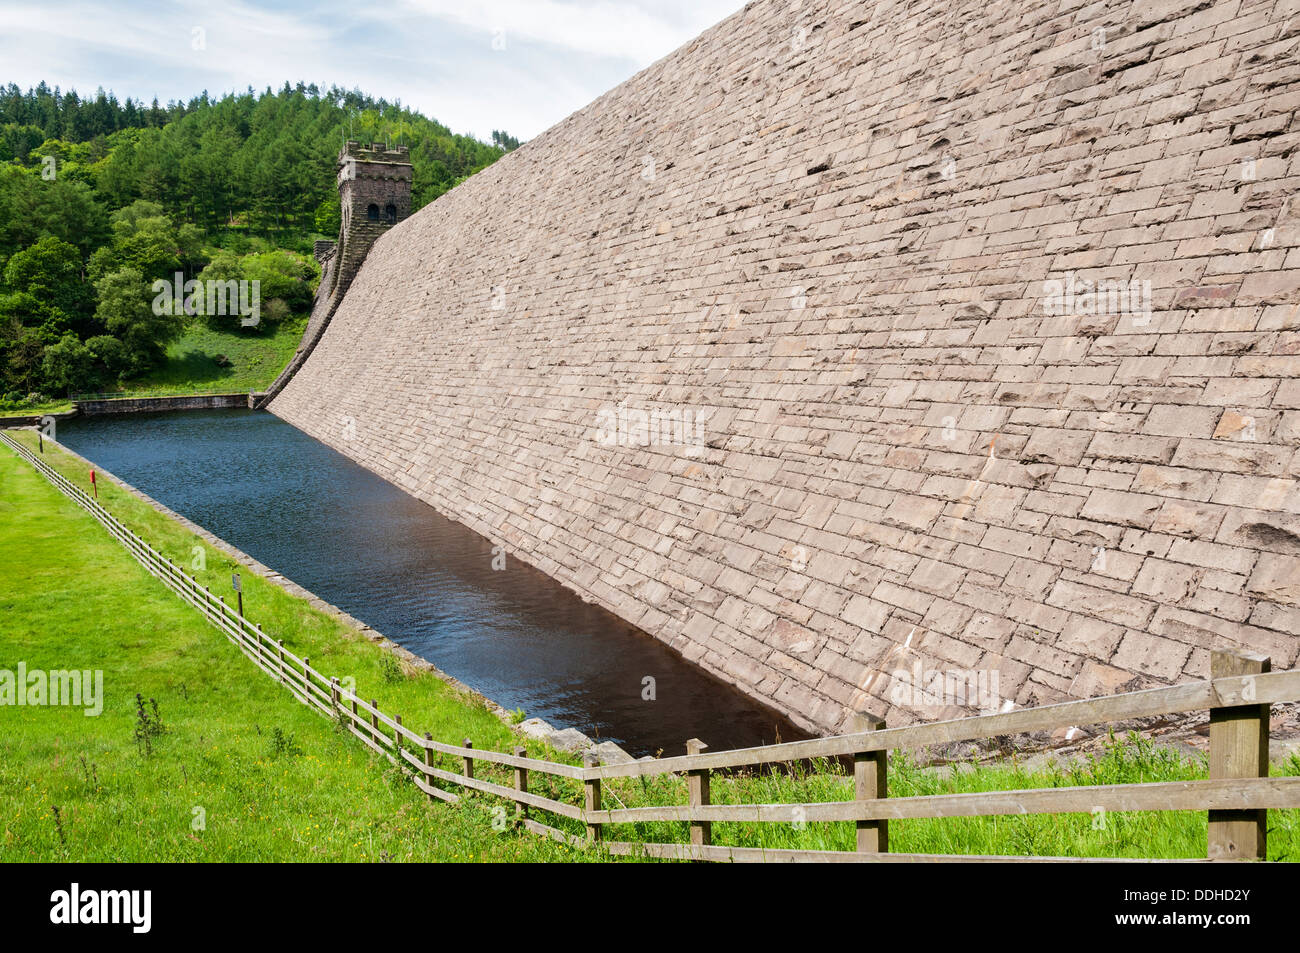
(75, 394), (250, 415)
(272, 0), (1300, 735)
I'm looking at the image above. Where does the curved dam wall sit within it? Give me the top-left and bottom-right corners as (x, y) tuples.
(272, 0), (1300, 736)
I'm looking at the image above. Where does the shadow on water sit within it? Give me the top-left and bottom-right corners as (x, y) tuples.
(56, 409), (809, 757)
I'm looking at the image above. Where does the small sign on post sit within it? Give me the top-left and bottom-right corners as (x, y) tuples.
(89, 469), (97, 499)
(232, 572), (243, 617)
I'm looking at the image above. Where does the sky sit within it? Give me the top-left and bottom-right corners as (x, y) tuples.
(0, 0), (748, 143)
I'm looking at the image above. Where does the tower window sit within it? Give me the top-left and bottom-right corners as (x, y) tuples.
(384, 204), (397, 223)
(366, 204), (380, 221)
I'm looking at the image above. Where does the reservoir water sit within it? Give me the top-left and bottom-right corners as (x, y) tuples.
(56, 409), (805, 756)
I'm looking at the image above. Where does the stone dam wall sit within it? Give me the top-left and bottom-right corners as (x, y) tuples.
(272, 0), (1300, 736)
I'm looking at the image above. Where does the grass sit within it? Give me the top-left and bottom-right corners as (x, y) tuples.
(116, 317), (307, 396)
(595, 738), (1300, 860)
(0, 439), (593, 862)
(0, 318), (307, 420)
(0, 397), (74, 416)
(3, 429), (1298, 862)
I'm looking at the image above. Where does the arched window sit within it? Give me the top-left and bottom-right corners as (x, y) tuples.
(366, 204), (380, 222)
(384, 204), (397, 223)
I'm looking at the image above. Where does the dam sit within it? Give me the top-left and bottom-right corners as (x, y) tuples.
(267, 0), (1300, 737)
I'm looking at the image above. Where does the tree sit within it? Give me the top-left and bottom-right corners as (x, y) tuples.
(94, 200), (205, 283)
(242, 249), (316, 314)
(314, 191), (340, 237)
(0, 80), (515, 402)
(34, 179), (109, 256)
(93, 266), (180, 374)
(0, 315), (44, 395)
(85, 334), (130, 381)
(2, 235), (94, 334)
(39, 331), (94, 394)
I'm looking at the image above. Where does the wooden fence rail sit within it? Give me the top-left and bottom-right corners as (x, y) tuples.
(6, 428), (1298, 863)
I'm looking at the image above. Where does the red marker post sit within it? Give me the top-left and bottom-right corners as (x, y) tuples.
(89, 469), (97, 500)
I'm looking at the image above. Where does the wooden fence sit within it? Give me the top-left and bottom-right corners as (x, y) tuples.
(6, 427), (1300, 863)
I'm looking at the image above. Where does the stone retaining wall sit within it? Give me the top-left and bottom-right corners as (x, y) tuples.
(74, 394), (250, 415)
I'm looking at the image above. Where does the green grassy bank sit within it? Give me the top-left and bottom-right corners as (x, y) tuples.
(121, 317), (307, 396)
(3, 319), (306, 417)
(2, 431), (1297, 861)
(0, 440), (586, 861)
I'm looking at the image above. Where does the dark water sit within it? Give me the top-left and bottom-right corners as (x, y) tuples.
(56, 409), (804, 756)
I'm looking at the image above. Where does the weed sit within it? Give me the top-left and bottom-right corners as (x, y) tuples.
(379, 654), (404, 684)
(51, 805), (67, 851)
(331, 705), (349, 735)
(133, 693), (167, 757)
(267, 726), (303, 759)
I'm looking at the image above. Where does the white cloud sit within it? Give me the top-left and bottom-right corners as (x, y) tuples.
(0, 0), (746, 140)
(397, 0), (738, 63)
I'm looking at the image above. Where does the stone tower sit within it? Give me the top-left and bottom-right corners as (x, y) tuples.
(330, 140), (413, 299)
(255, 141), (412, 409)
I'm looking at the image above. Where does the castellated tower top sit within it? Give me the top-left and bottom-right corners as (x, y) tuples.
(329, 140), (413, 299)
(341, 140), (411, 165)
(338, 140), (413, 227)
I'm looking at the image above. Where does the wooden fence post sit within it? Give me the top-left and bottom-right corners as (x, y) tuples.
(462, 739), (474, 781)
(302, 657), (310, 695)
(276, 639), (286, 684)
(686, 738), (711, 848)
(369, 700), (380, 746)
(330, 677), (339, 712)
(1208, 649), (1271, 861)
(513, 747), (529, 821)
(394, 714), (403, 755)
(854, 717), (888, 853)
(424, 733), (437, 803)
(583, 752), (602, 842)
